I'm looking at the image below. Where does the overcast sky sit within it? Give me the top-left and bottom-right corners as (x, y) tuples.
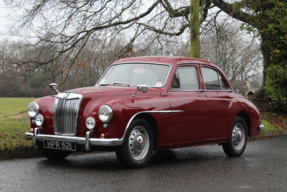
(0, 3), (9, 38)
(0, 2), (17, 40)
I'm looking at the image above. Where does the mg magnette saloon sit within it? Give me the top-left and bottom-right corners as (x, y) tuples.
(25, 56), (264, 168)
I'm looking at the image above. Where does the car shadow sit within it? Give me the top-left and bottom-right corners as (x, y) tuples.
(37, 145), (233, 170)
(150, 147), (227, 165)
(38, 151), (123, 171)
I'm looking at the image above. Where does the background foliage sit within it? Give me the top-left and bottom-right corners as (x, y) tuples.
(0, 27), (262, 98)
(258, 1), (287, 111)
(4, 0), (287, 112)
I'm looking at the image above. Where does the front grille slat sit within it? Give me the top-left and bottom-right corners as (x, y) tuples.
(53, 93), (83, 136)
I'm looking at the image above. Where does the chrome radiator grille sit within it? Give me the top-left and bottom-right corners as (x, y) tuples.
(53, 92), (83, 136)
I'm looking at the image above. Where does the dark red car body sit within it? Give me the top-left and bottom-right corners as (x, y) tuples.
(26, 56), (263, 167)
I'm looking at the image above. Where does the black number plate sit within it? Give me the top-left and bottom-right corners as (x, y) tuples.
(43, 139), (76, 151)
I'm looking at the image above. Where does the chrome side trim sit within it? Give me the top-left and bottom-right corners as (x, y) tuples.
(168, 89), (233, 93)
(121, 110), (184, 141)
(203, 90), (233, 92)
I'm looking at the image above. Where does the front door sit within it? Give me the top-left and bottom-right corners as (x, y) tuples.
(168, 65), (209, 143)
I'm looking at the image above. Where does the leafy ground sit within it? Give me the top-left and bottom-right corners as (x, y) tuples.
(251, 96), (287, 135)
(0, 97), (37, 118)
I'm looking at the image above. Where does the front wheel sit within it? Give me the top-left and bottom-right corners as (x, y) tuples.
(38, 143), (71, 160)
(223, 116), (248, 157)
(116, 118), (154, 168)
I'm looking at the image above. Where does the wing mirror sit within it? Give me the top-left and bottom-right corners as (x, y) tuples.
(49, 83), (60, 94)
(137, 85), (148, 93)
(133, 85), (148, 98)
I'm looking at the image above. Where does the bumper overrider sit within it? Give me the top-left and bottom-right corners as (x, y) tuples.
(259, 124), (265, 131)
(25, 128), (123, 151)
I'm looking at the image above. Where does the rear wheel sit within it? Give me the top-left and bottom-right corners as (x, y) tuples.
(38, 143), (71, 160)
(223, 116), (248, 157)
(116, 118), (154, 168)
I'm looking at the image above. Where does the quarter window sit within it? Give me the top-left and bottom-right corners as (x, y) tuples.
(201, 67), (229, 90)
(171, 66), (199, 90)
(219, 74), (229, 90)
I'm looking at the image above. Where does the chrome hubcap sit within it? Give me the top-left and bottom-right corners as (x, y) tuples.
(133, 135), (144, 153)
(128, 126), (149, 160)
(232, 123), (245, 150)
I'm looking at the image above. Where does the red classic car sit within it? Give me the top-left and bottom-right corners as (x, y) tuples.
(25, 56), (264, 168)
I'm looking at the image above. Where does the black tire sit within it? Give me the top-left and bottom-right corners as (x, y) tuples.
(223, 116), (248, 157)
(116, 118), (154, 168)
(38, 142), (71, 160)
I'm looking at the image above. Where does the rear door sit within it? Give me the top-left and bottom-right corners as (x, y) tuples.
(200, 66), (233, 139)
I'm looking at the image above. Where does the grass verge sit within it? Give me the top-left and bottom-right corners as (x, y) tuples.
(0, 118), (34, 152)
(0, 97), (37, 118)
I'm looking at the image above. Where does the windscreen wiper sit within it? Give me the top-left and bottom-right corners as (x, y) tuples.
(113, 82), (131, 87)
(98, 83), (110, 86)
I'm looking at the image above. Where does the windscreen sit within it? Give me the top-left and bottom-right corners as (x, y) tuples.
(98, 63), (170, 87)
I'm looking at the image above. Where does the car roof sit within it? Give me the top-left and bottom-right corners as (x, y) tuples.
(112, 56), (219, 68)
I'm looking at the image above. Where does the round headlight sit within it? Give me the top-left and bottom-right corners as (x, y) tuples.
(86, 116), (96, 130)
(98, 105), (113, 123)
(35, 114), (44, 127)
(27, 102), (40, 118)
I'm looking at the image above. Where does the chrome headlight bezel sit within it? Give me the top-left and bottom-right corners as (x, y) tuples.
(86, 116), (96, 130)
(35, 114), (44, 126)
(98, 105), (113, 123)
(27, 102), (40, 118)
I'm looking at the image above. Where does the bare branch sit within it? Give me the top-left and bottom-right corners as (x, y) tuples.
(212, 0), (254, 24)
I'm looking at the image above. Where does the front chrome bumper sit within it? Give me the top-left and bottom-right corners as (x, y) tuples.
(259, 124), (265, 132)
(25, 128), (123, 151)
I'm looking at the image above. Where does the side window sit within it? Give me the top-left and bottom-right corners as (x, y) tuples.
(201, 67), (221, 90)
(171, 66), (199, 90)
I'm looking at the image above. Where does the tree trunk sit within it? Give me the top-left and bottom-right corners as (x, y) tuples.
(190, 0), (200, 58)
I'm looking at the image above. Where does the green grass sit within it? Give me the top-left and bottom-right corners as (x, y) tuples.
(0, 98), (36, 152)
(0, 97), (37, 118)
(0, 118), (33, 151)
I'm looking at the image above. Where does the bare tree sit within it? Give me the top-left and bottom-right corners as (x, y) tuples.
(3, 0), (214, 69)
(201, 22), (262, 82)
(2, 1), (278, 89)
(0, 35), (127, 96)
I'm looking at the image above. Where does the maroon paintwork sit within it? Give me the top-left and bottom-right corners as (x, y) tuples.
(31, 56), (261, 150)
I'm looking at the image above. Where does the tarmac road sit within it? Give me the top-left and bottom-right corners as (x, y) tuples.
(0, 136), (287, 192)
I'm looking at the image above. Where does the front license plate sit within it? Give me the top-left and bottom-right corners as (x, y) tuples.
(43, 139), (76, 151)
